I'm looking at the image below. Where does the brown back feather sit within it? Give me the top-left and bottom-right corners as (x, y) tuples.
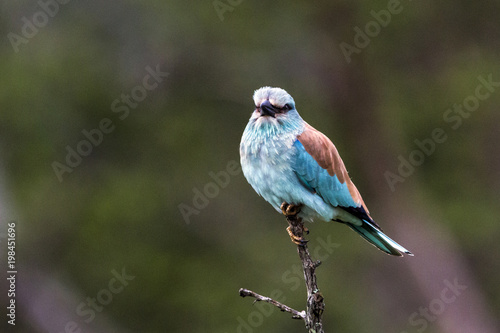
(297, 123), (371, 216)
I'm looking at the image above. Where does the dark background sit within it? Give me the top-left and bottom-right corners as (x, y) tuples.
(1, 1), (499, 332)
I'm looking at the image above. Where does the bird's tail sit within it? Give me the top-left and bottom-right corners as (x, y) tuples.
(346, 220), (413, 257)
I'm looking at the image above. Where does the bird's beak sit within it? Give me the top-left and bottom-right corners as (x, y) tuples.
(259, 100), (277, 118)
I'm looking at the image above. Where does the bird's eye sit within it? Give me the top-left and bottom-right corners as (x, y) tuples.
(282, 104), (291, 111)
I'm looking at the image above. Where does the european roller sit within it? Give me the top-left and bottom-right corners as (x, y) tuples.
(240, 87), (412, 256)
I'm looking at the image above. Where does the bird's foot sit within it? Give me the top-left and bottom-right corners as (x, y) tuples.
(280, 202), (302, 217)
(287, 226), (308, 246)
(282, 203), (308, 245)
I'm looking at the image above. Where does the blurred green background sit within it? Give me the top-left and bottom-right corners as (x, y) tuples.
(1, 0), (499, 332)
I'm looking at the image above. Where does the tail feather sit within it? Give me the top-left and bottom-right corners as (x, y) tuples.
(346, 220), (413, 257)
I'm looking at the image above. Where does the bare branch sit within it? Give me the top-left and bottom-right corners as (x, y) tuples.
(286, 213), (325, 333)
(239, 205), (326, 332)
(239, 288), (305, 319)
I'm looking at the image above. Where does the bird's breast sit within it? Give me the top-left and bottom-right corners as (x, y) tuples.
(240, 127), (300, 206)
(240, 130), (296, 172)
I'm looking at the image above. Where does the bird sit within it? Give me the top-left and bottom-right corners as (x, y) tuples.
(240, 86), (412, 256)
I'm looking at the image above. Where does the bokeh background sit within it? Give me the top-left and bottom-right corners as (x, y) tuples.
(1, 1), (499, 332)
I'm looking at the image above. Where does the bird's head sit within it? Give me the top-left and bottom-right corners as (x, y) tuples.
(253, 86), (295, 117)
(248, 87), (303, 133)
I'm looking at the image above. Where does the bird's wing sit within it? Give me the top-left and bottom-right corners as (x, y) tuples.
(293, 123), (378, 226)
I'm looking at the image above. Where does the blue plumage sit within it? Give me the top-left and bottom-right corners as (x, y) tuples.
(293, 140), (357, 209)
(240, 87), (412, 256)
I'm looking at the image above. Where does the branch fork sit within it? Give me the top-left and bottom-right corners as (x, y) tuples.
(239, 203), (325, 332)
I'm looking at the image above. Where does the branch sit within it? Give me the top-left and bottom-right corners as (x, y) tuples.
(286, 213), (325, 333)
(239, 205), (325, 333)
(239, 288), (305, 319)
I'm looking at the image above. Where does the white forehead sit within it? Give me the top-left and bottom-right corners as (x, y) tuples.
(253, 86), (294, 108)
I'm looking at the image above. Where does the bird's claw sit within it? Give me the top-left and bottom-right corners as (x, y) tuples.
(282, 203), (307, 245)
(280, 202), (302, 217)
(287, 226), (308, 246)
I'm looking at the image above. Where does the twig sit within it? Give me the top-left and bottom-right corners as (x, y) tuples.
(239, 207), (325, 332)
(239, 288), (305, 319)
(286, 213), (325, 333)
